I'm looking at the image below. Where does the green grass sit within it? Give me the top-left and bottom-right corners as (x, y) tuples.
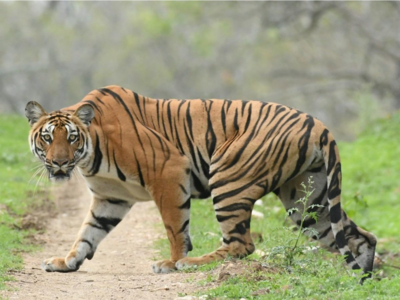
(340, 113), (400, 250)
(155, 112), (400, 299)
(0, 115), (47, 289)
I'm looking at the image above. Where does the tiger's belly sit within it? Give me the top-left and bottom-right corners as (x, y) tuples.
(83, 176), (153, 202)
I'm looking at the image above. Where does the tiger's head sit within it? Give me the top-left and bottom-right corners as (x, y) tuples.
(25, 102), (95, 181)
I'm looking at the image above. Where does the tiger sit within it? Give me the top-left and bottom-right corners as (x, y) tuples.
(25, 85), (377, 282)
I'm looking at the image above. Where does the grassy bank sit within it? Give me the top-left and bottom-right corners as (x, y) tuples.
(155, 113), (400, 299)
(0, 116), (48, 289)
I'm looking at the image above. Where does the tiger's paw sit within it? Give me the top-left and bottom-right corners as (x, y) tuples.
(175, 257), (206, 270)
(41, 257), (78, 273)
(152, 260), (177, 273)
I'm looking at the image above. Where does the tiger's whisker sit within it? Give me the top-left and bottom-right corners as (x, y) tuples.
(29, 166), (45, 184)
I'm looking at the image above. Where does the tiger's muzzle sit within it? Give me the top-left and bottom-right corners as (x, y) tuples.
(46, 159), (74, 181)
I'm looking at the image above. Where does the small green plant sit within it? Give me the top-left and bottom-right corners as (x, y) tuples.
(271, 176), (323, 267)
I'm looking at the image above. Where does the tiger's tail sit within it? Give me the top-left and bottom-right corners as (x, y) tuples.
(321, 129), (361, 271)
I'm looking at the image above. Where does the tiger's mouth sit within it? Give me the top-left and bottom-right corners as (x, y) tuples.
(49, 170), (71, 181)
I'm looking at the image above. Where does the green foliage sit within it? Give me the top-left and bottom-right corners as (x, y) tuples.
(340, 112), (400, 250)
(282, 177), (321, 267)
(0, 115), (46, 289)
(203, 262), (400, 299)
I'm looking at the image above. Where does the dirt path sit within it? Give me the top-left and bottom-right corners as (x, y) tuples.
(1, 176), (204, 300)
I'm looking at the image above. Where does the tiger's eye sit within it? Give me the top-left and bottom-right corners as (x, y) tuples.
(69, 134), (77, 142)
(43, 135), (51, 142)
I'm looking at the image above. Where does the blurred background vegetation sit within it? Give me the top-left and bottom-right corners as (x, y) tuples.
(0, 2), (399, 294)
(1, 1), (400, 140)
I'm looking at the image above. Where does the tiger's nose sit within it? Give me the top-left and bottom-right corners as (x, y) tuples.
(52, 159), (68, 167)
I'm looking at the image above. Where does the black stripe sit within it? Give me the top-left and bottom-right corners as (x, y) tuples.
(184, 126), (199, 172)
(241, 101), (248, 116)
(142, 96), (147, 117)
(79, 239), (93, 249)
(178, 220), (190, 233)
(106, 199), (130, 206)
(177, 100), (186, 118)
(233, 108), (239, 131)
(134, 156), (145, 186)
(223, 236), (246, 245)
(229, 222), (247, 235)
(156, 100), (161, 129)
(133, 92), (145, 122)
(95, 96), (105, 105)
(253, 104), (271, 135)
(287, 116), (315, 181)
(243, 104), (252, 132)
(320, 128), (329, 149)
(327, 140), (337, 175)
(212, 168), (270, 204)
(215, 203), (251, 212)
(85, 222), (104, 231)
(297, 217), (317, 228)
(216, 214), (238, 222)
(173, 122), (185, 155)
(355, 241), (367, 255)
(328, 163), (341, 200)
(160, 101), (170, 140)
(329, 203), (341, 224)
(113, 151), (126, 182)
(91, 211), (121, 233)
(178, 197), (191, 209)
(205, 101), (217, 158)
(221, 103), (227, 136)
(271, 130), (292, 168)
(319, 226), (332, 240)
(179, 184), (188, 194)
(191, 171), (209, 198)
(186, 102), (194, 140)
(167, 101), (174, 139)
(143, 131), (157, 173)
(198, 150), (210, 179)
(344, 250), (356, 263)
(89, 132), (102, 175)
(335, 229), (346, 248)
(242, 197), (257, 204)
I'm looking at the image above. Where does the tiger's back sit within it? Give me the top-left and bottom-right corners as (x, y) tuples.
(74, 88), (319, 201)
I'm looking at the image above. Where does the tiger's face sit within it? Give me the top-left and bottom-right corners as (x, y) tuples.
(25, 102), (95, 181)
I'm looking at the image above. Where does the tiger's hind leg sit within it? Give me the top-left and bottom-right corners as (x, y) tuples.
(276, 167), (377, 277)
(176, 182), (263, 269)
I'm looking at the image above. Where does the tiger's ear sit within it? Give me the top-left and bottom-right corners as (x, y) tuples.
(25, 101), (47, 127)
(74, 104), (95, 126)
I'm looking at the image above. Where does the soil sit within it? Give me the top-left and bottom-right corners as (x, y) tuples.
(0, 175), (205, 300)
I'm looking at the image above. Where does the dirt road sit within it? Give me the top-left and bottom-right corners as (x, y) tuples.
(1, 176), (203, 300)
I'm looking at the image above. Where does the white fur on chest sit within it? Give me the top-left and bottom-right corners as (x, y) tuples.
(80, 171), (153, 203)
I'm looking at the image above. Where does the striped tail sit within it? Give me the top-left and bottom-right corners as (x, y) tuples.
(321, 130), (361, 271)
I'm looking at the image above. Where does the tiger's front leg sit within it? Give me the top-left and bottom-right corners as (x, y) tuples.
(149, 165), (192, 273)
(42, 197), (132, 272)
